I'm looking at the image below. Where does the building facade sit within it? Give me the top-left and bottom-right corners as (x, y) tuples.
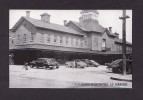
(9, 10), (132, 65)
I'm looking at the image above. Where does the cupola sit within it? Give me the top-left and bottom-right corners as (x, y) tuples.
(40, 12), (51, 23)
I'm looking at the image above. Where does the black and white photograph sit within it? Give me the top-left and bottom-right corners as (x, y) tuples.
(9, 10), (132, 88)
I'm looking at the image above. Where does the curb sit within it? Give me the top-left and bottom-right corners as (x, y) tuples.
(110, 77), (132, 82)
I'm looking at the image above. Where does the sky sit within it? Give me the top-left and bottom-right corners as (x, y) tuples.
(9, 10), (132, 43)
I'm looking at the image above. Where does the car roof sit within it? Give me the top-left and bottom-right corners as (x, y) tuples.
(38, 58), (52, 61)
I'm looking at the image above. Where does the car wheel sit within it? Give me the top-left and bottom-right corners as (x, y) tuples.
(65, 64), (69, 67)
(36, 66), (39, 69)
(43, 65), (47, 69)
(49, 67), (53, 69)
(30, 65), (33, 68)
(77, 65), (80, 68)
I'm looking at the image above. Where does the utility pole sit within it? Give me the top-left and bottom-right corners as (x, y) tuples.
(119, 10), (130, 75)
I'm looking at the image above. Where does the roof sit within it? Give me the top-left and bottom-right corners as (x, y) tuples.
(80, 10), (99, 14)
(40, 12), (50, 16)
(105, 28), (117, 37)
(11, 17), (84, 36)
(69, 21), (106, 33)
(115, 39), (132, 45)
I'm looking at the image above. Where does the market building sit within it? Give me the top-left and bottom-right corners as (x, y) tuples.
(9, 10), (132, 65)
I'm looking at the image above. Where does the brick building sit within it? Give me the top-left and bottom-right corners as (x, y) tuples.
(9, 10), (132, 65)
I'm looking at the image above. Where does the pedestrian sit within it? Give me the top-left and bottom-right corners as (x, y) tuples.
(22, 62), (29, 71)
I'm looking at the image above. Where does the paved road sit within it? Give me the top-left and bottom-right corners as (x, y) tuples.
(9, 65), (132, 88)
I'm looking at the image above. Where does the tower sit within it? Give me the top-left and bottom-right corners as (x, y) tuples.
(79, 10), (99, 25)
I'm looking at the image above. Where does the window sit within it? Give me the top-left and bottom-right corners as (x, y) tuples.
(12, 40), (14, 44)
(84, 38), (87, 46)
(24, 23), (27, 27)
(111, 42), (114, 49)
(59, 36), (62, 44)
(76, 39), (78, 46)
(102, 39), (106, 51)
(40, 33), (44, 43)
(94, 37), (98, 45)
(66, 37), (68, 45)
(17, 35), (20, 44)
(31, 33), (35, 42)
(47, 34), (50, 43)
(71, 38), (73, 45)
(80, 40), (83, 47)
(54, 35), (57, 43)
(23, 34), (26, 43)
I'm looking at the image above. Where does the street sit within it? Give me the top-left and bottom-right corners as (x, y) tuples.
(9, 65), (132, 88)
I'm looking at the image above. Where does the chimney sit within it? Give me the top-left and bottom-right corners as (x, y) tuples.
(114, 32), (119, 39)
(64, 20), (67, 26)
(109, 27), (112, 33)
(26, 11), (30, 18)
(79, 17), (83, 25)
(40, 12), (50, 23)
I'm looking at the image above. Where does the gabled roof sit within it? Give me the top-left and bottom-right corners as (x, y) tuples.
(115, 39), (132, 45)
(11, 17), (84, 36)
(68, 21), (106, 33)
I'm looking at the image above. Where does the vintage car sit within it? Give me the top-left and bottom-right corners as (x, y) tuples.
(65, 59), (87, 68)
(48, 58), (59, 68)
(81, 59), (93, 67)
(106, 59), (132, 74)
(105, 59), (122, 69)
(89, 60), (100, 67)
(29, 58), (59, 69)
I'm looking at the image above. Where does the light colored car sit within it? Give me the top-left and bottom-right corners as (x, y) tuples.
(65, 60), (76, 68)
(65, 59), (87, 68)
(89, 60), (100, 67)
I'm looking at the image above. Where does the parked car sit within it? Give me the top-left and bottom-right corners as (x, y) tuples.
(65, 59), (87, 68)
(105, 59), (122, 69)
(89, 60), (100, 67)
(106, 59), (132, 74)
(29, 58), (58, 69)
(81, 59), (93, 67)
(65, 60), (75, 68)
(48, 58), (59, 68)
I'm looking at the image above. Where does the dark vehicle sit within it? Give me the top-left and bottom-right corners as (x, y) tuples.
(65, 59), (87, 68)
(29, 58), (58, 69)
(106, 59), (132, 74)
(89, 60), (100, 67)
